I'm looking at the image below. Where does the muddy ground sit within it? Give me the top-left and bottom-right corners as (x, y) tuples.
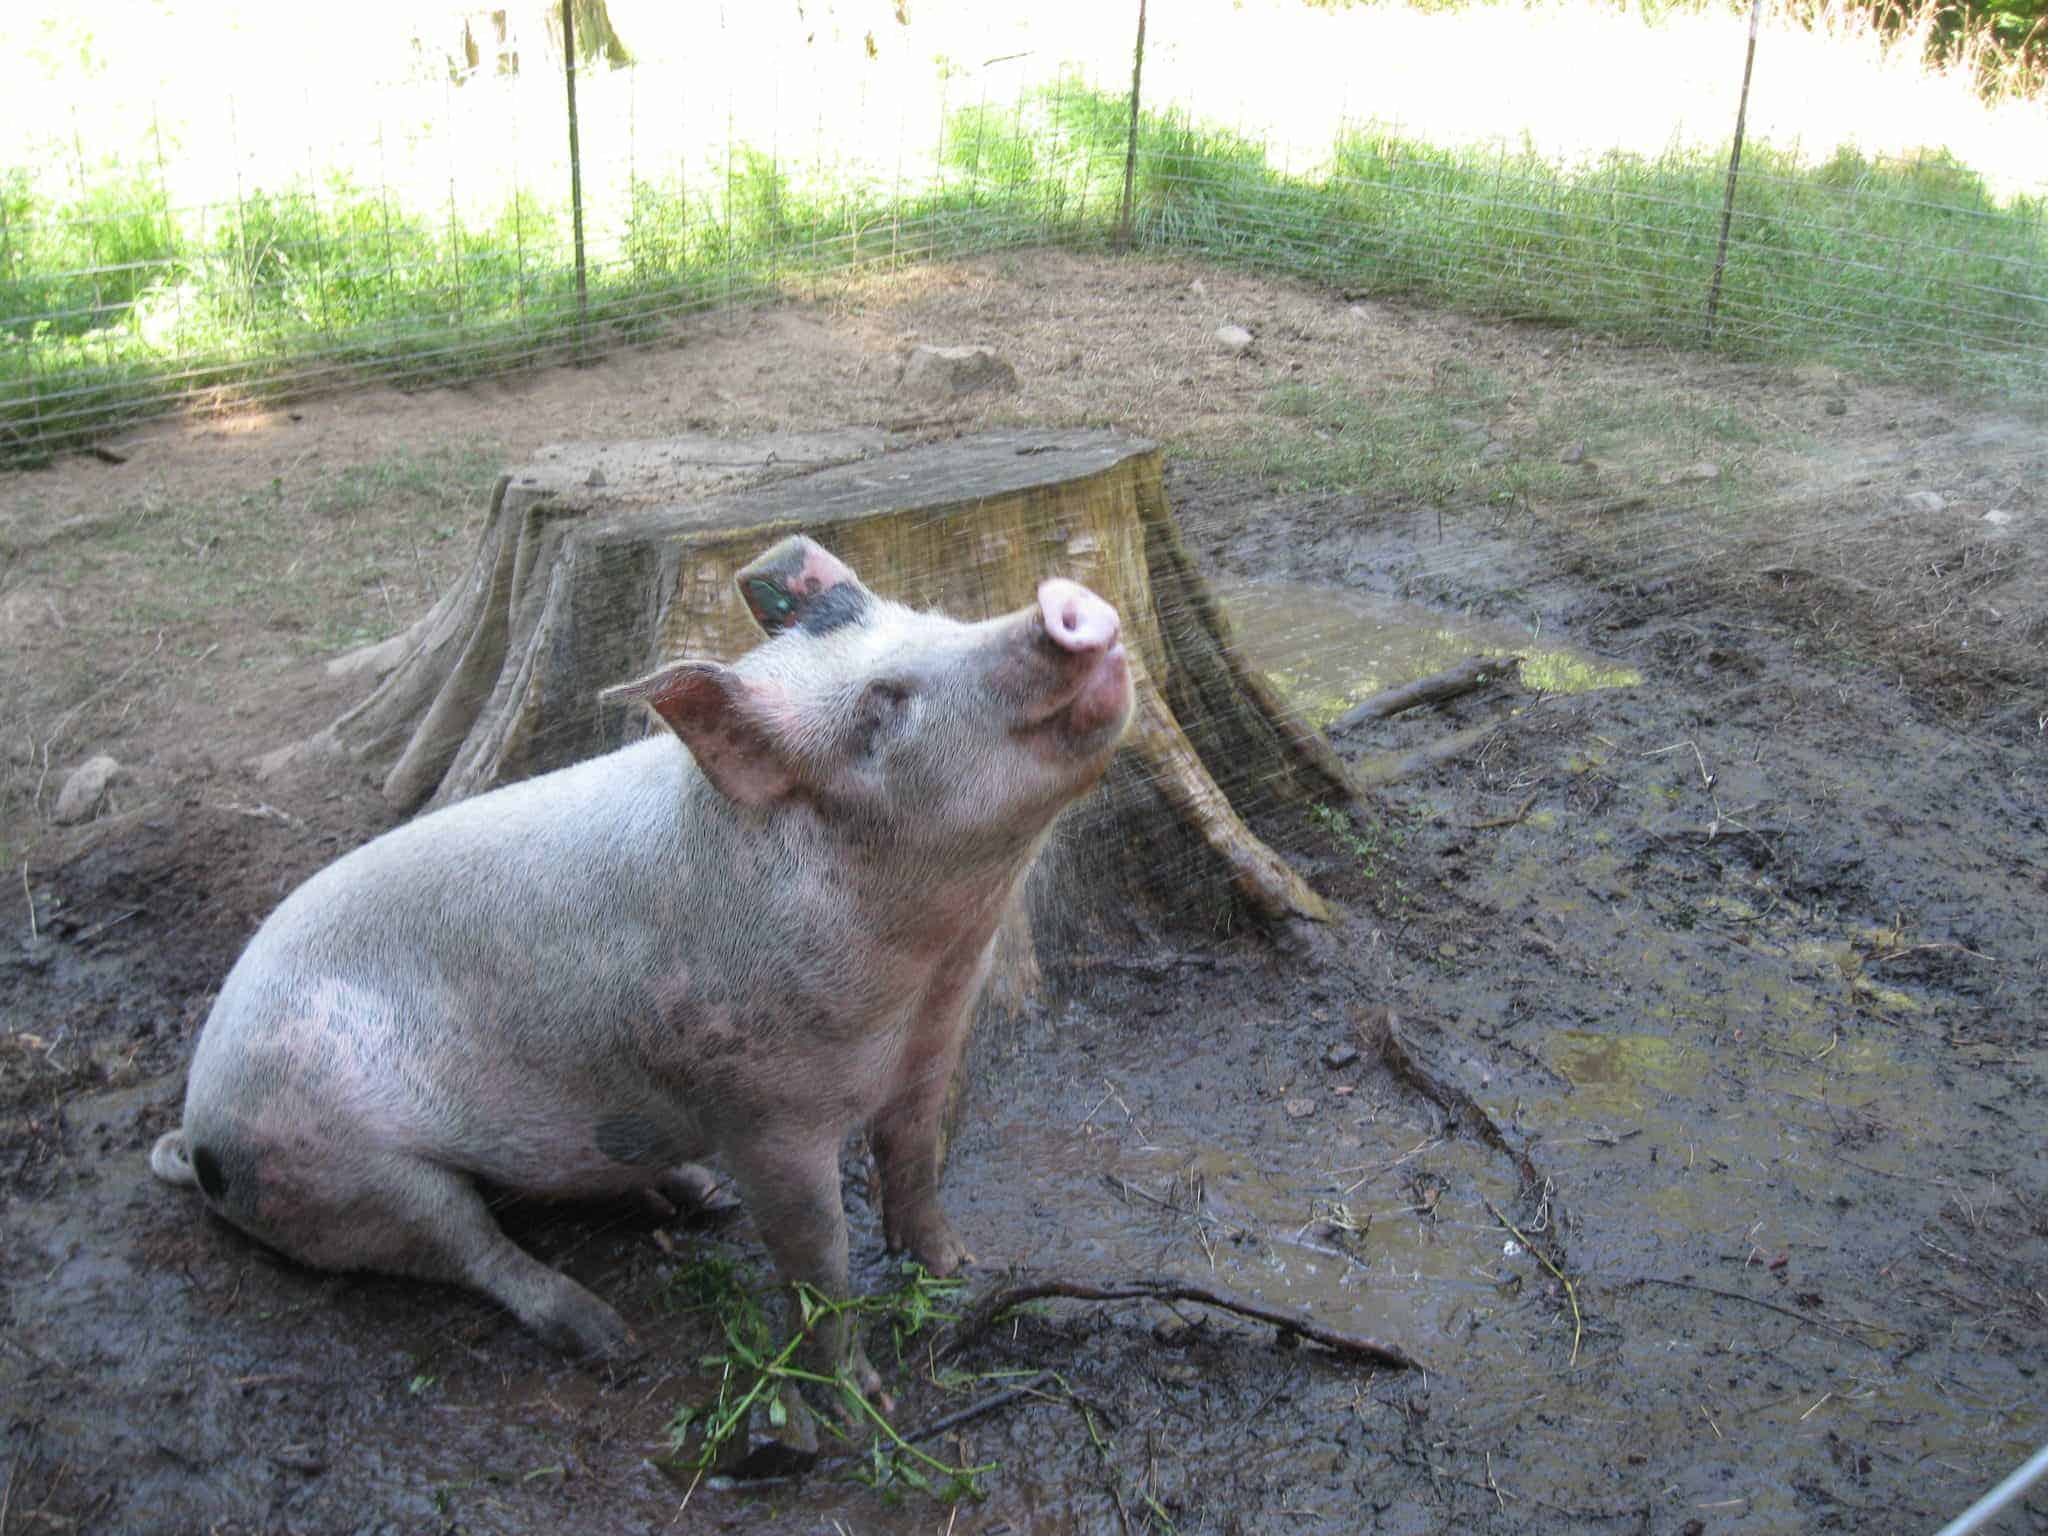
(2, 251), (2044, 1534)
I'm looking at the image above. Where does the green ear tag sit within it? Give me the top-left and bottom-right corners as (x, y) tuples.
(746, 578), (796, 620)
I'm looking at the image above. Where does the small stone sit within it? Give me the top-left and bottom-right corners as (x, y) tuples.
(1215, 324), (1254, 354)
(1188, 279), (1207, 296)
(53, 755), (120, 824)
(584, 467), (607, 488)
(1903, 490), (1947, 514)
(1658, 461), (1722, 487)
(1824, 397), (1848, 416)
(1323, 1042), (1360, 1071)
(1559, 441), (1588, 465)
(1981, 508), (2016, 527)
(897, 344), (1019, 401)
(1284, 1097), (1318, 1120)
(715, 1383), (820, 1479)
(1477, 440), (1512, 465)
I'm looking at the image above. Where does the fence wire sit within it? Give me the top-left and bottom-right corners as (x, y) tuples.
(2, 3), (2045, 463)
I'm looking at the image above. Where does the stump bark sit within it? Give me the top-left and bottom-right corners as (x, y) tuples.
(298, 428), (1356, 1034)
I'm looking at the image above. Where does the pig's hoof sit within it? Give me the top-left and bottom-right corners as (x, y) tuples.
(840, 1344), (887, 1414)
(541, 1294), (638, 1362)
(887, 1210), (974, 1277)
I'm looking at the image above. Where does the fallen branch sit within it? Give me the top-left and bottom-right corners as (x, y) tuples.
(1331, 655), (1520, 734)
(1352, 719), (1503, 788)
(940, 1274), (1423, 1371)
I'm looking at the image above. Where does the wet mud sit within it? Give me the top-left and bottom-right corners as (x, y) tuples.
(4, 465), (2044, 1535)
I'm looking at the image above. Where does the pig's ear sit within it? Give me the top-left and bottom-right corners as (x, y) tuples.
(602, 661), (797, 808)
(735, 535), (871, 639)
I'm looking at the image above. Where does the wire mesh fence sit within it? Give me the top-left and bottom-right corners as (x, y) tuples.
(2, 0), (2044, 464)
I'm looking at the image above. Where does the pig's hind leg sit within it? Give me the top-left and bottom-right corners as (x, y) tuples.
(216, 1142), (637, 1360)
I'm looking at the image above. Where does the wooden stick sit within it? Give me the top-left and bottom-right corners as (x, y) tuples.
(1352, 719), (1502, 789)
(1330, 655), (1520, 734)
(941, 1274), (1423, 1371)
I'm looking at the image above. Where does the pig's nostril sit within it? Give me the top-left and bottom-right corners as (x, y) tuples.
(1060, 600), (1080, 632)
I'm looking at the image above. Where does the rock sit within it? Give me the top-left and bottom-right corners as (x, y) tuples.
(584, 467), (607, 488)
(897, 344), (1019, 401)
(713, 1382), (820, 1479)
(1981, 508), (2016, 527)
(1323, 1042), (1360, 1071)
(1477, 440), (1512, 466)
(1559, 441), (1588, 465)
(1824, 397), (1848, 416)
(52, 755), (120, 824)
(1658, 461), (1722, 487)
(1215, 325), (1254, 355)
(1284, 1097), (1318, 1120)
(1188, 279), (1207, 296)
(1903, 490), (1947, 514)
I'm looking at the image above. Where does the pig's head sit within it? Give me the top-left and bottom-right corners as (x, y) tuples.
(605, 536), (1133, 870)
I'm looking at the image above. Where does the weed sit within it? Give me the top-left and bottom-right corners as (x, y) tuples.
(1308, 802), (1407, 905)
(657, 1256), (991, 1505)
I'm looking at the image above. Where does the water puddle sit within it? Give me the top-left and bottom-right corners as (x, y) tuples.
(1215, 579), (1640, 728)
(986, 1116), (1520, 1351)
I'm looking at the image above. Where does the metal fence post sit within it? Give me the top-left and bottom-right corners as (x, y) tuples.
(1117, 0), (1148, 247)
(1704, 0), (1763, 344)
(561, 0), (590, 353)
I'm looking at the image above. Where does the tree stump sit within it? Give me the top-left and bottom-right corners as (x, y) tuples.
(296, 428), (1356, 1045)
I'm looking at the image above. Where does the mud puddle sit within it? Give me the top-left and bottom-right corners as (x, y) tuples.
(1216, 578), (1640, 729)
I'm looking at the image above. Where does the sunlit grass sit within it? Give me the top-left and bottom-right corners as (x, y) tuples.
(2, 0), (2043, 460)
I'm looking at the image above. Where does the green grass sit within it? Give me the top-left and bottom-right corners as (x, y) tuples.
(4, 84), (2045, 463)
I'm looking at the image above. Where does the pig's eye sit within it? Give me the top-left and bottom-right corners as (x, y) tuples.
(854, 679), (914, 758)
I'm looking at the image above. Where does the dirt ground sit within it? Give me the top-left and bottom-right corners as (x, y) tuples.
(2, 250), (2044, 1534)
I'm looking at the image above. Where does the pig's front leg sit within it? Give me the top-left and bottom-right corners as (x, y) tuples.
(870, 1008), (974, 1277)
(723, 1134), (882, 1399)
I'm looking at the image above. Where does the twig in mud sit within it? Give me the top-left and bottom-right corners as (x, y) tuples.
(74, 908), (141, 948)
(1868, 942), (1995, 966)
(893, 1370), (1059, 1446)
(1483, 1197), (1582, 1367)
(1625, 1276), (1892, 1348)
(1353, 1008), (1541, 1191)
(1461, 792), (1539, 832)
(208, 801), (304, 828)
(1352, 719), (1503, 789)
(19, 862), (33, 941)
(941, 1274), (1423, 1371)
(1330, 655), (1521, 733)
(1335, 1135), (1442, 1197)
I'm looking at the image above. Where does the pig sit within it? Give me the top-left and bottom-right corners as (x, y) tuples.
(150, 535), (1132, 1394)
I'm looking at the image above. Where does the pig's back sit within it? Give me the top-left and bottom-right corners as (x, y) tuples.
(185, 739), (700, 1151)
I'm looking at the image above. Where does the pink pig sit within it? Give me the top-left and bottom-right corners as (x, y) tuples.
(152, 535), (1132, 1395)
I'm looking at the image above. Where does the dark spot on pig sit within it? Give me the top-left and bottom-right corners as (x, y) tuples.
(192, 1144), (228, 1200)
(595, 1113), (683, 1167)
(795, 583), (870, 637)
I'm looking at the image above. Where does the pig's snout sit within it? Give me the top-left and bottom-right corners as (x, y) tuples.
(1028, 578), (1131, 744)
(1037, 579), (1121, 656)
